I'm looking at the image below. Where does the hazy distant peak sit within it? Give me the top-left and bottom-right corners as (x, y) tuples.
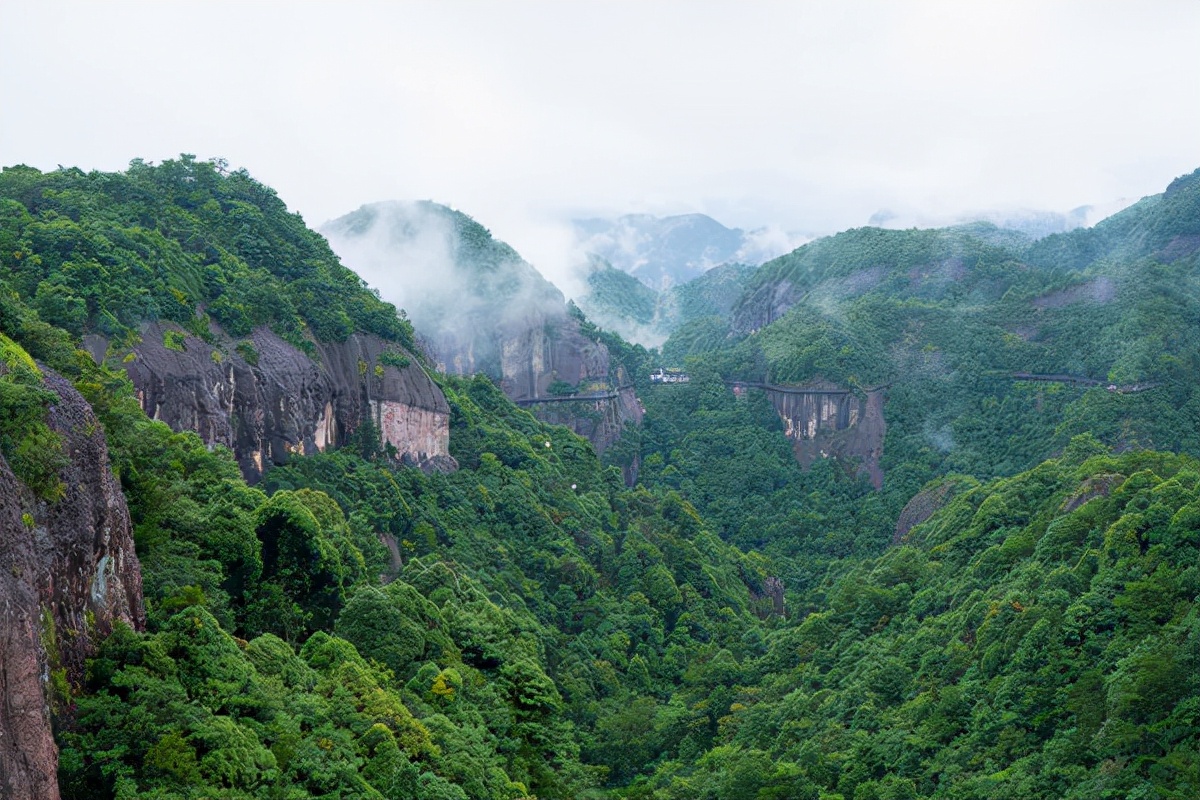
(572, 212), (805, 290)
(867, 199), (1139, 240)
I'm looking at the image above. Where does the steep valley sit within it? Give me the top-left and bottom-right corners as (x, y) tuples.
(0, 159), (1197, 800)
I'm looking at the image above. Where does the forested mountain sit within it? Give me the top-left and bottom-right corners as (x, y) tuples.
(576, 258), (754, 349)
(572, 213), (782, 289)
(323, 202), (643, 456)
(0, 158), (1196, 800)
(322, 201), (564, 373)
(0, 157), (451, 481)
(648, 171), (1200, 512)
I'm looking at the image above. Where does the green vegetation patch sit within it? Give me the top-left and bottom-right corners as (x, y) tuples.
(0, 332), (67, 500)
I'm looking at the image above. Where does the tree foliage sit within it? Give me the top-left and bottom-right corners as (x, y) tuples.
(0, 161), (1195, 799)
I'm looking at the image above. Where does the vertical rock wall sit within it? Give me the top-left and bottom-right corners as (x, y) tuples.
(0, 368), (145, 800)
(773, 389), (860, 440)
(0, 457), (57, 800)
(436, 309), (643, 456)
(763, 385), (886, 489)
(731, 278), (799, 333)
(497, 315), (611, 403)
(37, 372), (146, 679)
(96, 322), (454, 481)
(371, 400), (451, 466)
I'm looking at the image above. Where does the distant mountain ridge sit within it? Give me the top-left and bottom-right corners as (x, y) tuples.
(572, 212), (804, 289)
(653, 166), (1200, 494)
(868, 198), (1138, 239)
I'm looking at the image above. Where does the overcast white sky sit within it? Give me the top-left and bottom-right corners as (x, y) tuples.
(3, 1), (1199, 270)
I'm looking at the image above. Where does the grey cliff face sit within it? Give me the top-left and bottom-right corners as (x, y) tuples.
(0, 455), (57, 800)
(755, 384), (886, 489)
(437, 310), (644, 456)
(731, 278), (799, 334)
(0, 368), (145, 800)
(526, 384), (645, 456)
(88, 322), (455, 482)
(497, 314), (609, 403)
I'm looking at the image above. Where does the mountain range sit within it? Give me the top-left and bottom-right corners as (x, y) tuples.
(572, 212), (805, 289)
(0, 158), (1196, 800)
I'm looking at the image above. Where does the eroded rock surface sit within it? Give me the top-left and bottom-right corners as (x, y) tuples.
(758, 383), (886, 489)
(90, 322), (454, 481)
(0, 368), (145, 800)
(439, 311), (644, 456)
(0, 457), (57, 800)
(893, 482), (957, 544)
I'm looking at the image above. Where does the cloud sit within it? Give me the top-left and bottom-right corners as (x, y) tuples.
(2, 0), (1197, 257)
(321, 202), (466, 336)
(321, 201), (579, 370)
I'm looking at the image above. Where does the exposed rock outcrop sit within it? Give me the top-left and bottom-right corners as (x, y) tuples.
(0, 368), (145, 800)
(750, 383), (886, 489)
(496, 315), (611, 404)
(1060, 473), (1123, 513)
(521, 383), (645, 455)
(0, 456), (57, 800)
(732, 278), (800, 334)
(437, 311), (644, 456)
(893, 481), (957, 544)
(323, 201), (645, 457)
(88, 322), (454, 482)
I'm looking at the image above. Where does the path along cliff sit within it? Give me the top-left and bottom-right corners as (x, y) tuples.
(728, 381), (886, 489)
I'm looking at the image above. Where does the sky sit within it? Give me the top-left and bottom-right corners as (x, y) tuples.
(3, 1), (1200, 279)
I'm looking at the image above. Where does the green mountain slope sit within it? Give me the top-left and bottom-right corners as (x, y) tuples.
(1, 158), (1196, 800)
(629, 444), (1200, 799)
(656, 170), (1200, 514)
(0, 157), (416, 353)
(580, 257), (660, 328)
(0, 159), (773, 800)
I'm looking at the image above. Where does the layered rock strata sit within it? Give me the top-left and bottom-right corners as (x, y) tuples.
(86, 322), (454, 482)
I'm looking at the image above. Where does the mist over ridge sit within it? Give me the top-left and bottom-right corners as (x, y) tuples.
(3, 154), (1200, 800)
(571, 213), (809, 290)
(321, 200), (566, 348)
(4, 1), (1200, 795)
(319, 188), (1147, 355)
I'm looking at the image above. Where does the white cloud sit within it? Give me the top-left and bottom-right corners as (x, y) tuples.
(2, 0), (1197, 269)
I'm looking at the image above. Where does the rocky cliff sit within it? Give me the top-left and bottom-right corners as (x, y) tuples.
(518, 380), (644, 454)
(324, 201), (645, 456)
(449, 311), (644, 457)
(755, 383), (886, 489)
(0, 368), (145, 800)
(86, 322), (454, 482)
(732, 277), (803, 334)
(494, 314), (610, 403)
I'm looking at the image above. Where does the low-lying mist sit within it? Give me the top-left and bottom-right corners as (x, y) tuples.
(321, 201), (570, 354)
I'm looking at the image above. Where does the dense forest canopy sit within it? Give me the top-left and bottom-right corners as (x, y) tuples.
(0, 156), (418, 353)
(0, 158), (1196, 799)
